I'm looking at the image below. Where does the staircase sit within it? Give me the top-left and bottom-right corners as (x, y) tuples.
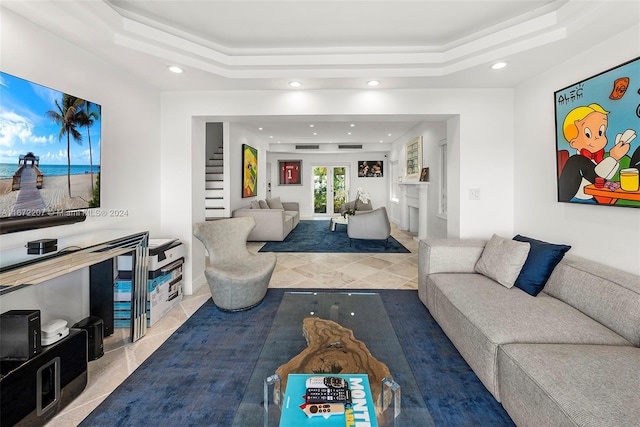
(205, 148), (225, 220)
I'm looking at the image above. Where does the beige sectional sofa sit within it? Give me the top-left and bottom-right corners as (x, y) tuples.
(418, 237), (640, 427)
(231, 197), (299, 241)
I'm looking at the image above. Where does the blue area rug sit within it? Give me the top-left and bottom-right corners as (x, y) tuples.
(259, 220), (410, 253)
(80, 289), (514, 427)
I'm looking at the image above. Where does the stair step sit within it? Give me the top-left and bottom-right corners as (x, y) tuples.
(206, 182), (224, 190)
(205, 208), (226, 220)
(205, 199), (225, 208)
(205, 147), (225, 218)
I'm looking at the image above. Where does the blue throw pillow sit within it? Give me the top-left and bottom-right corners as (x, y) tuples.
(512, 235), (571, 296)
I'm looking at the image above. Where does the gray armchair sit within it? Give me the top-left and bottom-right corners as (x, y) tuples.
(193, 217), (276, 311)
(339, 199), (373, 215)
(347, 207), (391, 247)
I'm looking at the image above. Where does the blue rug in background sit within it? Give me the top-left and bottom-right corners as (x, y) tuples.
(80, 289), (514, 427)
(259, 220), (410, 253)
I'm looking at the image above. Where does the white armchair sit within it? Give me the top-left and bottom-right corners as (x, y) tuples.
(347, 207), (391, 247)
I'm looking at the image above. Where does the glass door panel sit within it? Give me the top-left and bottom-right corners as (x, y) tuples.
(332, 166), (347, 214)
(313, 166), (349, 216)
(313, 167), (327, 214)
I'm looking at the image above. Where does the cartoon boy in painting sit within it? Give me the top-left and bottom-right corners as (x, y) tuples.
(558, 103), (638, 202)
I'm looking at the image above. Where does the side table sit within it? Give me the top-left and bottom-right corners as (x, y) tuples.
(329, 216), (348, 231)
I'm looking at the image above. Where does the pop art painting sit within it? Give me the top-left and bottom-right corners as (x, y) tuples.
(555, 57), (640, 208)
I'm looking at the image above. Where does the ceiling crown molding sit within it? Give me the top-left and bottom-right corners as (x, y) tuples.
(110, 4), (564, 79)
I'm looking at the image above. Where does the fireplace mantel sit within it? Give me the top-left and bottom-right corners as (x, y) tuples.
(398, 182), (429, 240)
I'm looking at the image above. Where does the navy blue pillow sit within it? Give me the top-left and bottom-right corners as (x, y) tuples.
(512, 235), (571, 296)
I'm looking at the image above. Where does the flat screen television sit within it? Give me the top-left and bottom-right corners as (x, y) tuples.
(0, 72), (101, 234)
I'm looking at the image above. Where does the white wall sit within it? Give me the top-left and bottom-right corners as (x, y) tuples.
(266, 151), (389, 218)
(0, 9), (162, 248)
(514, 25), (640, 275)
(161, 88), (515, 290)
(229, 124), (271, 211)
(389, 121), (448, 238)
(0, 9), (161, 316)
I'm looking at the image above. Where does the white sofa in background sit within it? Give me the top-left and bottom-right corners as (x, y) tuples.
(231, 197), (299, 241)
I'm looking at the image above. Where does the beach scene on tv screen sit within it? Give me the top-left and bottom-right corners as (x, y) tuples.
(0, 72), (101, 218)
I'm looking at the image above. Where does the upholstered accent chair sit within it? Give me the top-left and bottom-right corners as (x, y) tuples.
(347, 207), (391, 247)
(339, 199), (373, 215)
(193, 217), (276, 311)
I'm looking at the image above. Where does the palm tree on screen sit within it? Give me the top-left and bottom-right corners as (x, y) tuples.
(82, 101), (100, 192)
(45, 94), (84, 197)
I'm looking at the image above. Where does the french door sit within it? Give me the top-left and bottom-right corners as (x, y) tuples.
(312, 166), (349, 216)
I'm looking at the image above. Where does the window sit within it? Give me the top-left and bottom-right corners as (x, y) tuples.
(390, 160), (399, 201)
(439, 139), (447, 217)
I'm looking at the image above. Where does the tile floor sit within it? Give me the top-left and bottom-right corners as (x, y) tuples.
(47, 223), (420, 426)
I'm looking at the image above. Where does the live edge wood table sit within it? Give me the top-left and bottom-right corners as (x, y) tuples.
(0, 231), (150, 342)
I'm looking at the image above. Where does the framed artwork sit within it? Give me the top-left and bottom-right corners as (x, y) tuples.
(555, 57), (639, 208)
(279, 160), (302, 185)
(405, 136), (422, 179)
(358, 160), (383, 177)
(419, 167), (429, 182)
(242, 144), (258, 198)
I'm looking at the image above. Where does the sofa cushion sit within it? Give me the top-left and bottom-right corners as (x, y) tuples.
(512, 235), (571, 296)
(258, 200), (269, 209)
(266, 197), (284, 210)
(250, 200), (261, 209)
(284, 210), (300, 228)
(498, 344), (640, 427)
(475, 234), (530, 288)
(543, 254), (640, 347)
(427, 272), (631, 401)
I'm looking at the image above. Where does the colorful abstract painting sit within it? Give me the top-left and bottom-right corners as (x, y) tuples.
(242, 144), (257, 198)
(555, 57), (639, 208)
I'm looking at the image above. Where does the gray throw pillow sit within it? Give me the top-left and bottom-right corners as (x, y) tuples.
(475, 234), (530, 288)
(250, 200), (261, 209)
(266, 197), (284, 210)
(258, 200), (269, 209)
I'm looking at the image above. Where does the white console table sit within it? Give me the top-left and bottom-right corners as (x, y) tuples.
(0, 231), (149, 342)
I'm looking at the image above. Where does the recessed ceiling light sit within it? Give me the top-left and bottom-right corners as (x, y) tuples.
(313, 132), (317, 135)
(350, 124), (355, 127)
(367, 80), (380, 87)
(347, 132), (352, 135)
(258, 127), (263, 131)
(379, 140), (384, 143)
(309, 124), (314, 128)
(168, 65), (183, 73)
(388, 133), (392, 136)
(289, 81), (302, 87)
(491, 61), (508, 70)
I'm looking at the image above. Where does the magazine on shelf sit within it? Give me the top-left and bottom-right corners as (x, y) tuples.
(280, 373), (378, 427)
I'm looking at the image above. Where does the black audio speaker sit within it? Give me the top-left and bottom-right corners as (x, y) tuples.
(73, 316), (104, 360)
(0, 310), (42, 361)
(0, 328), (88, 427)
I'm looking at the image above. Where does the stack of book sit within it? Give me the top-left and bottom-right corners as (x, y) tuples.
(280, 373), (378, 426)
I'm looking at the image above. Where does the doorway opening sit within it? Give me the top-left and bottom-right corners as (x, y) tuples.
(312, 165), (349, 216)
